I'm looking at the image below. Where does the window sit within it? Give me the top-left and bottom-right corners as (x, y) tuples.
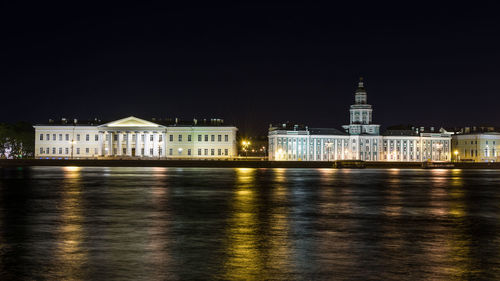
(65, 148), (69, 154)
(46, 148), (49, 154)
(178, 135), (182, 141)
(218, 149), (221, 155)
(211, 135), (215, 142)
(46, 134), (50, 140)
(198, 149), (201, 155)
(188, 149), (191, 156)
(225, 135), (228, 142)
(86, 148), (89, 154)
(76, 148), (80, 154)
(198, 135), (202, 141)
(94, 148), (98, 154)
(159, 135), (162, 142)
(150, 148), (153, 155)
(225, 148), (228, 155)
(150, 135), (154, 142)
(95, 134), (98, 141)
(178, 149), (182, 155)
(159, 148), (162, 156)
(52, 147), (56, 154)
(86, 134), (90, 141)
(76, 134), (80, 141)
(58, 147), (62, 154)
(170, 135), (173, 141)
(39, 147), (43, 154)
(40, 134), (43, 141)
(218, 135), (222, 142)
(204, 149), (208, 155)
(66, 134), (70, 141)
(211, 149), (214, 155)
(205, 135), (208, 141)
(188, 135), (191, 141)
(169, 148), (173, 155)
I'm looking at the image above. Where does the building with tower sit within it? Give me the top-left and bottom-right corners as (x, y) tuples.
(268, 78), (452, 162)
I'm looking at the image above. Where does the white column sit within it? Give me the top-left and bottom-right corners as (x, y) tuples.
(107, 132), (113, 156)
(334, 139), (338, 160)
(144, 131), (150, 157)
(162, 132), (167, 158)
(117, 132), (122, 156)
(98, 132), (103, 156)
(126, 133), (132, 156)
(135, 132), (141, 157)
(153, 132), (159, 157)
(341, 139), (345, 160)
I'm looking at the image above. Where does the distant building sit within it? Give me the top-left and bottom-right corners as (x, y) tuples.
(268, 78), (452, 162)
(452, 133), (500, 162)
(34, 116), (238, 159)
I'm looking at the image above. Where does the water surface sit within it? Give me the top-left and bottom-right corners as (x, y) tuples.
(0, 167), (499, 280)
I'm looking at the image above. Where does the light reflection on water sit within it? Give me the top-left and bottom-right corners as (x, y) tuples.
(0, 167), (499, 280)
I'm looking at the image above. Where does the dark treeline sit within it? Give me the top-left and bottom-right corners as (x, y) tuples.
(0, 122), (34, 158)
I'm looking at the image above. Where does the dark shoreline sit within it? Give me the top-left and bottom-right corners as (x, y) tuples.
(1, 159), (500, 169)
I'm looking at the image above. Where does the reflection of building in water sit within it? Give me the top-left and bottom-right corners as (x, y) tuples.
(223, 168), (261, 280)
(34, 116), (237, 159)
(54, 166), (86, 279)
(268, 78), (452, 162)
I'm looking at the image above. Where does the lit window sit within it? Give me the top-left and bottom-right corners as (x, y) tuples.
(204, 149), (208, 155)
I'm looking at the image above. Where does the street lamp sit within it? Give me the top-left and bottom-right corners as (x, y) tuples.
(241, 140), (251, 159)
(454, 150), (459, 162)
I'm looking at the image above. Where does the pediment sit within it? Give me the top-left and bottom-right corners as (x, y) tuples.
(99, 116), (162, 128)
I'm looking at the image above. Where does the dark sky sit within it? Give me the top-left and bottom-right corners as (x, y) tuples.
(1, 2), (499, 135)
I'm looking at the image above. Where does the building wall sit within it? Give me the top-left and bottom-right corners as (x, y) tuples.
(269, 131), (451, 162)
(452, 134), (500, 162)
(35, 126), (100, 158)
(35, 125), (238, 159)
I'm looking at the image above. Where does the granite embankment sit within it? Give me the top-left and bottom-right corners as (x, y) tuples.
(1, 159), (500, 169)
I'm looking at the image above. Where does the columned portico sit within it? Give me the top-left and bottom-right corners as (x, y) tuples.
(97, 116), (166, 158)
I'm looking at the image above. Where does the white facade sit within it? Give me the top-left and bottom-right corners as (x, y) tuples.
(34, 116), (238, 159)
(269, 79), (451, 162)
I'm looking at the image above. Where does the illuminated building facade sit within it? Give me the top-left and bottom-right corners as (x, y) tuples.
(268, 79), (452, 162)
(34, 116), (238, 159)
(452, 133), (500, 162)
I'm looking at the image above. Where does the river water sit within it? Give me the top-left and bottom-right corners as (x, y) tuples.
(0, 167), (499, 280)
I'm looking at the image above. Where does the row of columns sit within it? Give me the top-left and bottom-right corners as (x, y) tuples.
(97, 131), (166, 157)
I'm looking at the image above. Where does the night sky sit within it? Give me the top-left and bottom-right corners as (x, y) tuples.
(2, 2), (499, 135)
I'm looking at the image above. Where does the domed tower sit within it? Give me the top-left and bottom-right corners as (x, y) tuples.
(342, 78), (380, 135)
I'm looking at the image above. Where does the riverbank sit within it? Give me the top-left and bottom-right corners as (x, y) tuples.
(1, 159), (500, 169)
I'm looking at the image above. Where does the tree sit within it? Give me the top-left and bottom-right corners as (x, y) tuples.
(0, 122), (34, 158)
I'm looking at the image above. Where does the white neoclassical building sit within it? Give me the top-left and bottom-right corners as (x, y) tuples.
(34, 116), (238, 159)
(268, 78), (452, 162)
